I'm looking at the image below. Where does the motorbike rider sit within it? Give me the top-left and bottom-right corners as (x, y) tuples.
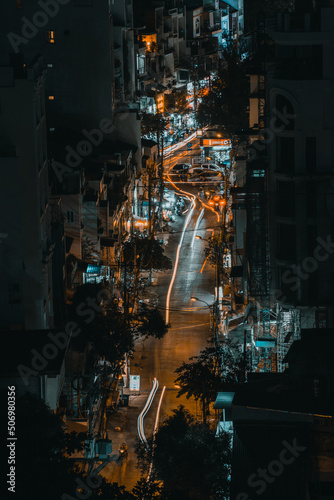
(118, 441), (128, 461)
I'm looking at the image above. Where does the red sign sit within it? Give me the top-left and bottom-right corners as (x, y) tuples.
(202, 139), (231, 147)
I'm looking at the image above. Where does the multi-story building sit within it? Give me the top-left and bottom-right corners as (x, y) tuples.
(2, 0), (114, 131)
(0, 56), (55, 330)
(267, 2), (334, 329)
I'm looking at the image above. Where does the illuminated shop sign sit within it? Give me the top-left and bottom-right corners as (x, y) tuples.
(202, 139), (231, 147)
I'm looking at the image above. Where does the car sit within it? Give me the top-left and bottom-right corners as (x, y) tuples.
(207, 193), (226, 210)
(197, 171), (222, 182)
(187, 166), (203, 176)
(169, 163), (191, 174)
(201, 163), (222, 172)
(189, 171), (222, 184)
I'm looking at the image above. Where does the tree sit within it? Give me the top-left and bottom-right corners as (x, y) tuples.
(204, 231), (229, 290)
(82, 235), (99, 262)
(0, 392), (85, 500)
(122, 235), (172, 309)
(219, 337), (252, 384)
(141, 112), (168, 224)
(196, 46), (249, 136)
(131, 477), (165, 499)
(122, 235), (172, 273)
(145, 406), (231, 500)
(70, 283), (169, 366)
(88, 479), (134, 500)
(174, 346), (223, 423)
(136, 303), (169, 340)
(70, 283), (135, 366)
(141, 112), (168, 156)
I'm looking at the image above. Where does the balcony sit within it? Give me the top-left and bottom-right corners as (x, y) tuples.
(202, 22), (222, 35)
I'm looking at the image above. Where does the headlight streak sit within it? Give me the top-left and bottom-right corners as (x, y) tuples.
(191, 208), (204, 248)
(165, 197), (195, 325)
(137, 378), (159, 450)
(147, 385), (166, 482)
(164, 152), (221, 323)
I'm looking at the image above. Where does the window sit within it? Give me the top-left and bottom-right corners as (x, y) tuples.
(8, 282), (21, 304)
(47, 63), (53, 68)
(277, 181), (295, 217)
(66, 211), (75, 223)
(276, 45), (322, 80)
(305, 137), (316, 174)
(277, 137), (295, 173)
(275, 95), (295, 131)
(306, 182), (316, 217)
(47, 31), (55, 44)
(48, 95), (55, 100)
(277, 223), (296, 261)
(195, 19), (200, 35)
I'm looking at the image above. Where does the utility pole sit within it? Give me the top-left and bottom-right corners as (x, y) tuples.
(148, 167), (152, 237)
(159, 135), (164, 226)
(243, 329), (247, 383)
(133, 239), (137, 313)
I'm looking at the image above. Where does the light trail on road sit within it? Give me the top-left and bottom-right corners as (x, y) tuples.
(169, 322), (210, 331)
(137, 378), (159, 450)
(191, 208), (204, 248)
(147, 385), (166, 482)
(165, 195), (196, 325)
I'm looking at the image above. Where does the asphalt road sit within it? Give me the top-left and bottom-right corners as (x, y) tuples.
(101, 140), (223, 490)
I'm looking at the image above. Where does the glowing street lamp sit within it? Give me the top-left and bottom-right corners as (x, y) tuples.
(191, 296), (212, 308)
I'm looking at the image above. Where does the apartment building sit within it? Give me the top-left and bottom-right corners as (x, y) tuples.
(267, 3), (334, 328)
(0, 57), (55, 330)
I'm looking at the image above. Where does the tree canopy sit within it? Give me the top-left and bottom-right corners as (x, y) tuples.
(147, 406), (231, 500)
(122, 235), (173, 273)
(0, 392), (86, 500)
(174, 346), (223, 423)
(196, 47), (249, 136)
(70, 283), (169, 365)
(141, 112), (168, 153)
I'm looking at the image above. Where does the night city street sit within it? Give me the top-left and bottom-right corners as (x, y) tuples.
(1, 1), (334, 499)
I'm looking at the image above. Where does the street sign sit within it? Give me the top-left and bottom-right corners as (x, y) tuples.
(187, 142), (192, 148)
(130, 375), (140, 391)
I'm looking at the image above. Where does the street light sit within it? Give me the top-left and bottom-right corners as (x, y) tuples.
(190, 296), (212, 309)
(191, 296), (214, 329)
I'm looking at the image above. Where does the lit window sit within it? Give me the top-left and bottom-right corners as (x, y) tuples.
(47, 63), (53, 68)
(48, 96), (55, 100)
(47, 31), (55, 44)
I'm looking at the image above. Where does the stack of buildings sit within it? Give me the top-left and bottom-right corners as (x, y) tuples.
(220, 0), (334, 496)
(0, 0), (244, 413)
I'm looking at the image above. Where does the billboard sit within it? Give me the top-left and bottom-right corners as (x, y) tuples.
(202, 138), (231, 147)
